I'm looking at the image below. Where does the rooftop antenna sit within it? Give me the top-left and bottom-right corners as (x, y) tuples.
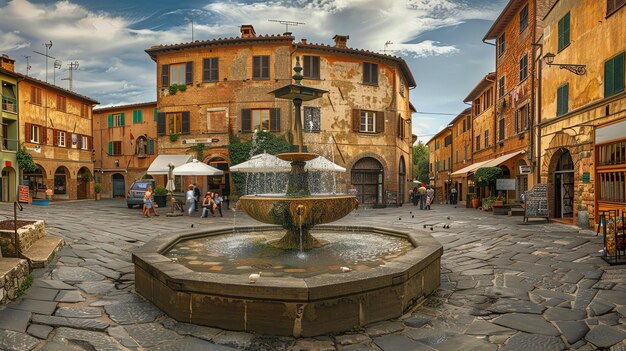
(383, 41), (393, 53)
(268, 19), (305, 33)
(53, 60), (62, 84)
(185, 12), (202, 41)
(22, 56), (31, 76)
(33, 41), (54, 83)
(61, 61), (79, 91)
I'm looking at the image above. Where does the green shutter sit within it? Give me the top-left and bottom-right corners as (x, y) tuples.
(557, 84), (569, 116)
(107, 114), (113, 128)
(132, 110), (142, 124)
(615, 53), (625, 95)
(605, 57), (615, 97)
(132, 110), (136, 123)
(139, 110), (143, 123)
(153, 108), (158, 121)
(558, 13), (570, 52)
(148, 139), (154, 154)
(108, 141), (113, 155)
(120, 112), (125, 126)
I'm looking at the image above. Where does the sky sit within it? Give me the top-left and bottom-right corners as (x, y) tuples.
(0, 0), (507, 144)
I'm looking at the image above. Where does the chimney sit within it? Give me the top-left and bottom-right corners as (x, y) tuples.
(332, 35), (349, 48)
(240, 25), (256, 38)
(0, 54), (15, 72)
(283, 32), (292, 36)
(300, 39), (308, 44)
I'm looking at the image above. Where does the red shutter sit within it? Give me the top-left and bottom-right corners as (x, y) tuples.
(40, 127), (47, 145)
(352, 109), (360, 132)
(53, 129), (59, 146)
(25, 123), (31, 142)
(88, 136), (93, 150)
(77, 135), (83, 149)
(376, 112), (384, 133)
(66, 132), (71, 148)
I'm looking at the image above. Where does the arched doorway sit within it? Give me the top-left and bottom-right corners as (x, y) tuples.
(552, 149), (574, 218)
(112, 173), (125, 198)
(54, 166), (69, 195)
(207, 157), (230, 198)
(516, 159), (529, 200)
(351, 157), (384, 205)
(398, 156), (406, 205)
(77, 167), (92, 199)
(1, 166), (16, 202)
(24, 164), (46, 199)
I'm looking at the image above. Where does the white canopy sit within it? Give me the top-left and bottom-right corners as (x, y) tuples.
(230, 152), (291, 173)
(304, 156), (346, 172)
(173, 159), (224, 176)
(147, 154), (193, 175)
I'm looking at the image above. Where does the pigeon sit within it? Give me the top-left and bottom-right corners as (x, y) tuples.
(447, 216), (450, 220)
(399, 217), (402, 221)
(340, 266), (353, 272)
(191, 224), (194, 228)
(412, 215), (414, 218)
(430, 227), (433, 231)
(410, 211), (412, 214)
(249, 272), (261, 284)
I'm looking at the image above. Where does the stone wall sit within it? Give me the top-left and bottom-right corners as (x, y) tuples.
(0, 220), (45, 257)
(0, 258), (29, 305)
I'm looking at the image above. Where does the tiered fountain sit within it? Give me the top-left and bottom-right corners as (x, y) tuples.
(133, 57), (442, 337)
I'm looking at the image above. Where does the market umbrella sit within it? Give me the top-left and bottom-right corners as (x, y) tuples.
(230, 152), (291, 173)
(166, 163), (176, 193)
(304, 156), (346, 172)
(172, 159), (224, 176)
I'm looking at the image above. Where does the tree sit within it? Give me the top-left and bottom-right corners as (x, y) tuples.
(412, 141), (429, 183)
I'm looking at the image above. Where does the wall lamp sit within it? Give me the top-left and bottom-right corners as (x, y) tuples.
(543, 52), (587, 75)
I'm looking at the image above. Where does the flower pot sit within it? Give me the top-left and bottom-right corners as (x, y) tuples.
(471, 198), (480, 208)
(577, 210), (589, 229)
(154, 194), (167, 208)
(492, 201), (504, 207)
(95, 193), (101, 201)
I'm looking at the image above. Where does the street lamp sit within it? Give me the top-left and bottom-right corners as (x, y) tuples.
(446, 123), (454, 204)
(543, 52), (586, 75)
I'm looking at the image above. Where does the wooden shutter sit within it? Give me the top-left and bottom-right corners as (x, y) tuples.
(203, 58), (219, 81)
(161, 64), (169, 86)
(88, 136), (93, 150)
(270, 108), (280, 132)
(185, 61), (193, 85)
(148, 139), (154, 154)
(181, 111), (190, 134)
(241, 109), (252, 132)
(253, 57), (260, 79)
(303, 56), (310, 77)
(108, 141), (113, 155)
(514, 110), (519, 133)
(615, 53), (625, 95)
(25, 123), (31, 142)
(40, 127), (47, 145)
(77, 135), (83, 149)
(262, 56), (269, 79)
(563, 13), (570, 49)
(352, 109), (360, 132)
(108, 114), (113, 128)
(363, 63), (370, 84)
(30, 89), (35, 103)
(157, 113), (166, 135)
(53, 129), (59, 146)
(375, 112), (384, 133)
(120, 112), (125, 126)
(212, 58), (219, 81)
(312, 56), (320, 78)
(66, 133), (72, 148)
(372, 64), (378, 84)
(153, 108), (158, 121)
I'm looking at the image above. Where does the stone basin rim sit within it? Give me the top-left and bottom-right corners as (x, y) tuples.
(132, 225), (442, 302)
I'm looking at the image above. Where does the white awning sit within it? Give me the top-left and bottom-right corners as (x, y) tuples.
(481, 150), (525, 168)
(147, 154), (193, 175)
(450, 160), (491, 177)
(173, 159), (224, 176)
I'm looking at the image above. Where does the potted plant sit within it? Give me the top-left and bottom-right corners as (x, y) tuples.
(576, 198), (589, 229)
(471, 194), (480, 209)
(482, 197), (493, 211)
(153, 186), (168, 208)
(169, 133), (180, 142)
(168, 84), (178, 95)
(94, 184), (102, 200)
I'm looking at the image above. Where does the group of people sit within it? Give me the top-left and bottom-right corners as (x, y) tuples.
(410, 185), (435, 210)
(185, 184), (223, 218)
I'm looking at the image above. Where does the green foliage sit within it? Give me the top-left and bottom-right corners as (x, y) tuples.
(168, 84), (178, 95)
(412, 141), (429, 182)
(190, 143), (206, 161)
(16, 146), (38, 172)
(228, 131), (291, 195)
(81, 171), (92, 181)
(475, 167), (503, 187)
(94, 184), (102, 193)
(169, 133), (180, 142)
(178, 84), (187, 92)
(154, 186), (168, 195)
(16, 274), (34, 297)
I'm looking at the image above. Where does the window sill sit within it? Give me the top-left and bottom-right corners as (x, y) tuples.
(303, 76), (321, 80)
(252, 78), (271, 81)
(304, 130), (321, 133)
(362, 82), (379, 87)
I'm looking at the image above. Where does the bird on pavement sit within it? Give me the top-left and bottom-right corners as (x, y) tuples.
(191, 224), (194, 228)
(249, 272), (261, 283)
(340, 266), (353, 272)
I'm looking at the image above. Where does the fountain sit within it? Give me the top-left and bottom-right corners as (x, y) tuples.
(132, 57), (442, 337)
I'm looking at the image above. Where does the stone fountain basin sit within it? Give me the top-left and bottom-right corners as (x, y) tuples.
(132, 225), (442, 337)
(238, 195), (358, 228)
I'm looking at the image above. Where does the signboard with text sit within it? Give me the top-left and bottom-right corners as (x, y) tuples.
(18, 185), (29, 203)
(496, 179), (516, 191)
(524, 183), (552, 222)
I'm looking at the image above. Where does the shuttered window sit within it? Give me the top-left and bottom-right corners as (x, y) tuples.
(499, 76), (505, 97)
(161, 64), (169, 86)
(607, 0), (626, 15)
(132, 110), (143, 124)
(30, 87), (42, 105)
(557, 83), (569, 116)
(253, 56), (270, 80)
(363, 63), (378, 85)
(519, 4), (528, 32)
(519, 53), (528, 82)
(241, 109), (252, 132)
(476, 136), (480, 150)
(153, 108), (158, 121)
(499, 118), (505, 141)
(148, 138), (154, 154)
(185, 62), (193, 85)
(353, 110), (384, 133)
(484, 130), (489, 147)
(304, 106), (321, 132)
(170, 63), (187, 85)
(182, 111), (190, 134)
(605, 52), (625, 98)
(498, 34), (505, 56)
(303, 56), (320, 79)
(56, 95), (67, 112)
(558, 12), (570, 52)
(109, 141), (122, 156)
(203, 58), (219, 82)
(157, 113), (166, 135)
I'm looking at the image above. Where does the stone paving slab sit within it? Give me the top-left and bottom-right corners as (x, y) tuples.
(8, 298), (58, 315)
(53, 327), (123, 351)
(103, 301), (162, 324)
(146, 336), (239, 351)
(27, 323), (54, 339)
(0, 329), (40, 351)
(0, 308), (31, 332)
(492, 313), (560, 336)
(23, 287), (59, 301)
(32, 314), (109, 331)
(585, 325), (626, 348)
(500, 332), (566, 351)
(55, 306), (102, 318)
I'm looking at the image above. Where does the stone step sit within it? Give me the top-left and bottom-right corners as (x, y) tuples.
(22, 235), (65, 269)
(509, 208), (525, 216)
(0, 258), (30, 305)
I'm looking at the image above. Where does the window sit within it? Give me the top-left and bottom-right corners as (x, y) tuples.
(499, 76), (505, 97)
(109, 141), (122, 156)
(167, 112), (182, 134)
(474, 98), (481, 115)
(443, 159), (446, 170)
(557, 83), (569, 116)
(455, 150), (458, 163)
(462, 119), (467, 132)
(253, 109), (270, 131)
(30, 87), (42, 105)
(476, 135), (480, 150)
(304, 106), (321, 132)
(303, 56), (320, 79)
(203, 58), (219, 82)
(57, 95), (66, 112)
(58, 131), (66, 147)
(253, 56), (270, 80)
(484, 130), (489, 147)
(31, 125), (40, 143)
(444, 135), (452, 147)
(558, 12), (570, 52)
(498, 34), (505, 56)
(363, 62), (378, 85)
(360, 110), (376, 132)
(485, 87), (493, 108)
(132, 110), (143, 124)
(399, 75), (405, 96)
(80, 104), (89, 118)
(519, 54), (528, 82)
(170, 63), (186, 85)
(466, 116), (471, 130)
(598, 140), (626, 166)
(499, 118), (505, 141)
(520, 4), (528, 32)
(241, 108), (279, 132)
(81, 135), (88, 150)
(607, 0), (626, 15)
(464, 145), (468, 160)
(110, 113), (124, 127)
(435, 140), (440, 150)
(515, 105), (530, 133)
(605, 52), (625, 98)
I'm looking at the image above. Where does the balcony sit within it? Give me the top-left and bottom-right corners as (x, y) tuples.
(2, 96), (17, 114)
(2, 138), (18, 152)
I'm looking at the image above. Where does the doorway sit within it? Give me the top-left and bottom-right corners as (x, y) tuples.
(553, 151), (574, 218)
(112, 173), (125, 198)
(398, 156), (406, 205)
(351, 157), (384, 205)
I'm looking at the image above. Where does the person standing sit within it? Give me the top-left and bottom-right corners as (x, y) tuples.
(411, 187), (419, 206)
(418, 185), (427, 210)
(193, 183), (201, 212)
(201, 192), (212, 218)
(185, 185), (195, 217)
(426, 186), (434, 210)
(450, 186), (457, 205)
(143, 185), (158, 217)
(214, 193), (223, 217)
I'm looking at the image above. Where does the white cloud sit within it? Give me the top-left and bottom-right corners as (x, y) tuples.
(389, 41), (459, 58)
(0, 30), (30, 51)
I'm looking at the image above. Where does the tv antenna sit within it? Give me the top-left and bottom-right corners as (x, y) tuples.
(33, 41), (54, 83)
(53, 60), (62, 84)
(383, 41), (393, 53)
(22, 55), (31, 76)
(61, 61), (79, 91)
(185, 11), (203, 41)
(268, 20), (305, 33)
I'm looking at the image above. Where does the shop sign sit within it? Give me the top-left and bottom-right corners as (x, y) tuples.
(519, 165), (531, 174)
(582, 172), (590, 184)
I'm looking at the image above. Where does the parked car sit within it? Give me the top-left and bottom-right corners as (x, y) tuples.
(126, 180), (156, 208)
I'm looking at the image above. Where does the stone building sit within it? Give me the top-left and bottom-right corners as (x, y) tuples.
(448, 108), (472, 205)
(538, 0), (626, 227)
(427, 125), (452, 204)
(145, 25), (416, 206)
(17, 73), (98, 200)
(0, 55), (19, 202)
(93, 102), (158, 198)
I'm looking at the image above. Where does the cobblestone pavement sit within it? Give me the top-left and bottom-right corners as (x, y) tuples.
(0, 200), (625, 351)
